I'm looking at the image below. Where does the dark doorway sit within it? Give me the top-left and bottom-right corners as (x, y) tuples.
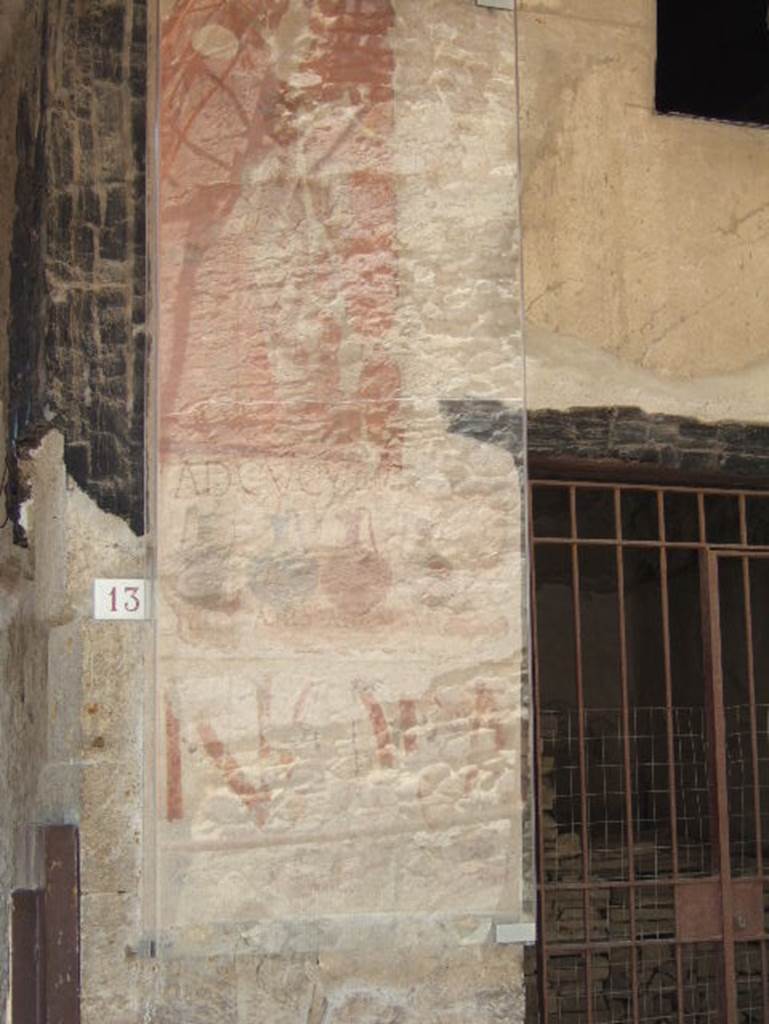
(526, 480), (769, 1024)
(656, 1), (769, 126)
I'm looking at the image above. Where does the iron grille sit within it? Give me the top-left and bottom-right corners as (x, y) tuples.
(528, 481), (769, 1024)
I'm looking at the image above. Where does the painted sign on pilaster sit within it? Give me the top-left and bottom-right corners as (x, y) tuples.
(152, 0), (531, 955)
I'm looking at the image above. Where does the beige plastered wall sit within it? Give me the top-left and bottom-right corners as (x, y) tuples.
(518, 0), (769, 422)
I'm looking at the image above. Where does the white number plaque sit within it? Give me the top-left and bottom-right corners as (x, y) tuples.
(93, 579), (149, 621)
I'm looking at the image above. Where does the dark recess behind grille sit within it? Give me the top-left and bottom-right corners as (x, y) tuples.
(656, 0), (769, 125)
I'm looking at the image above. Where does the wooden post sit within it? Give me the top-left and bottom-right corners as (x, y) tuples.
(11, 889), (45, 1024)
(42, 825), (80, 1024)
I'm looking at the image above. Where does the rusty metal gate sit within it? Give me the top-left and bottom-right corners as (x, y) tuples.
(529, 480), (769, 1024)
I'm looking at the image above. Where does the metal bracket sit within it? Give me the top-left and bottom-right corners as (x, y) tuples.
(477, 0), (515, 10)
(131, 937), (159, 959)
(495, 922), (537, 945)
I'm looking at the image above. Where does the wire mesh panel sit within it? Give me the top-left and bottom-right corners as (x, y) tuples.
(635, 943), (678, 1022)
(529, 481), (769, 1024)
(735, 942), (765, 1023)
(680, 944), (723, 1023)
(545, 953), (590, 1024)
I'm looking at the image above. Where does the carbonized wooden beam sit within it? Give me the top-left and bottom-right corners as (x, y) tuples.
(43, 825), (80, 1024)
(11, 888), (45, 1024)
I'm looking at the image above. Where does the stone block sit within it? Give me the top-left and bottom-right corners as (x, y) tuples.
(81, 620), (144, 761)
(80, 760), (142, 894)
(152, 956), (238, 1024)
(80, 892), (143, 1014)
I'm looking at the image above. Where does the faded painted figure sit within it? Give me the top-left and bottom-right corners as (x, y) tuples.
(159, 0), (402, 461)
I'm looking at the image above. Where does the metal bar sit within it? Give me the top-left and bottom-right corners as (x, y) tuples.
(740, 554), (763, 876)
(532, 479), (769, 498)
(529, 481), (769, 1023)
(739, 548), (769, 1018)
(657, 493), (681, 880)
(698, 487), (708, 550)
(528, 485), (551, 1022)
(544, 875), (721, 892)
(702, 553), (738, 1024)
(43, 825), (80, 1024)
(569, 486), (594, 1024)
(707, 548), (769, 560)
(657, 490), (686, 1024)
(545, 938), (712, 954)
(614, 487), (640, 1024)
(11, 889), (45, 1024)
(543, 931), (769, 951)
(532, 536), (769, 551)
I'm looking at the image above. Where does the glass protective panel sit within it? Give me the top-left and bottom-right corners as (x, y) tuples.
(150, 0), (530, 956)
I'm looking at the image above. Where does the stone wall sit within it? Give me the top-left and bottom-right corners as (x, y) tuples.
(8, 0), (147, 535)
(0, 3), (49, 1011)
(0, 1), (148, 1020)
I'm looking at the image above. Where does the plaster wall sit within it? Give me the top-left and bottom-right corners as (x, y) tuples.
(518, 0), (769, 420)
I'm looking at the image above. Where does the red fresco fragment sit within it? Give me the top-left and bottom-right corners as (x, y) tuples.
(198, 720), (272, 826)
(358, 687), (395, 768)
(178, 679), (511, 828)
(159, 0), (402, 463)
(399, 699), (418, 753)
(165, 697), (184, 821)
(474, 684), (507, 752)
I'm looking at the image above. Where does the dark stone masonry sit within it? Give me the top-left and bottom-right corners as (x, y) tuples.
(441, 400), (769, 485)
(529, 405), (769, 481)
(7, 0), (147, 537)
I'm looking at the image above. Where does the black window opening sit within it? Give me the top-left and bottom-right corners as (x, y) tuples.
(656, 0), (769, 126)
